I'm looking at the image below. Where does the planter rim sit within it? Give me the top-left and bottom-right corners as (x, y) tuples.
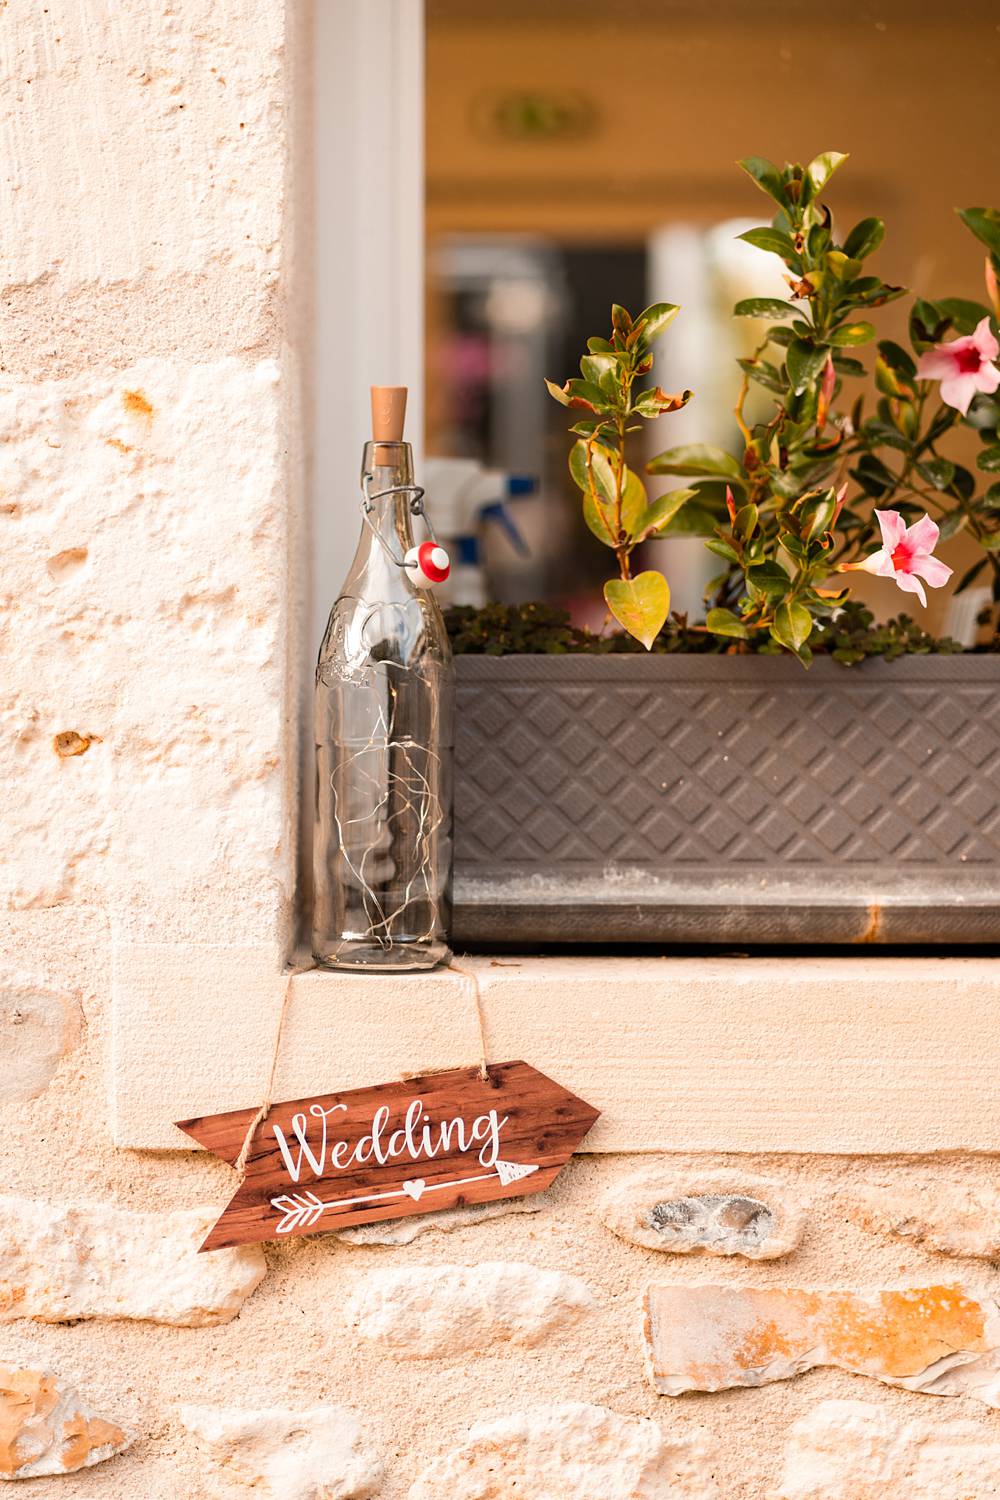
(455, 651), (1000, 682)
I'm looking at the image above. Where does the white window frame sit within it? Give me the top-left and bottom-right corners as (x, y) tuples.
(311, 0), (425, 656)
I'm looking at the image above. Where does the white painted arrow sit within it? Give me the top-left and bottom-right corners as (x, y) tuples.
(270, 1160), (540, 1234)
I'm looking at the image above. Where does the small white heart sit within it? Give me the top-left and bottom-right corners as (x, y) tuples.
(402, 1179), (426, 1201)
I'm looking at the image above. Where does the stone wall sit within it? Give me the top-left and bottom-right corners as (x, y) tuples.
(4, 4), (1000, 1497)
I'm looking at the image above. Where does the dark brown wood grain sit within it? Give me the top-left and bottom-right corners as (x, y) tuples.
(177, 1060), (600, 1251)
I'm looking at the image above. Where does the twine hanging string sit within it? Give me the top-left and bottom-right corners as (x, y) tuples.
(445, 956), (491, 1082)
(233, 963), (312, 1180)
(232, 956), (493, 1181)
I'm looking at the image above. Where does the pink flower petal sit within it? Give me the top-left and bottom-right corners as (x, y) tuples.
(875, 510), (905, 552)
(894, 571), (928, 607)
(974, 316), (1000, 363)
(906, 514), (940, 553)
(874, 509), (906, 551)
(916, 554), (953, 588)
(978, 363), (1000, 396)
(854, 546), (896, 578)
(939, 372), (980, 414)
(917, 348), (959, 380)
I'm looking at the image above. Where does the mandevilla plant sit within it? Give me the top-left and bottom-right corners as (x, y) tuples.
(548, 151), (1000, 661)
(545, 303), (694, 647)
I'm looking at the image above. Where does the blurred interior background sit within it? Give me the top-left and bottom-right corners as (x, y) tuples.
(423, 0), (1000, 638)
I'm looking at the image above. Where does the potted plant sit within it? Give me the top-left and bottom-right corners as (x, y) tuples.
(448, 152), (1000, 945)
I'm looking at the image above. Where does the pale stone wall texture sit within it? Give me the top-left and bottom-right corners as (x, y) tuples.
(5, 3), (1000, 1498)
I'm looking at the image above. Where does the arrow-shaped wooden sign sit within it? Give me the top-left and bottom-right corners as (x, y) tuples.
(177, 1060), (600, 1251)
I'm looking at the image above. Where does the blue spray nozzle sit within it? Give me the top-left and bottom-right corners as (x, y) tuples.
(506, 474), (537, 497)
(480, 500), (530, 558)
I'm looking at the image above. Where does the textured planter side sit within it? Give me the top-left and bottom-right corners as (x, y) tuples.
(453, 653), (1000, 945)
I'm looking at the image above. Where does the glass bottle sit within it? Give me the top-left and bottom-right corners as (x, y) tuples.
(313, 392), (453, 971)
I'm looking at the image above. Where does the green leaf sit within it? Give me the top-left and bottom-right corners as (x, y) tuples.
(737, 155), (787, 208)
(799, 492), (836, 541)
(966, 395), (1000, 433)
(917, 458), (956, 491)
(734, 502), (758, 540)
(863, 417), (910, 452)
(580, 352), (618, 388)
(658, 500), (721, 537)
(828, 322), (876, 346)
(851, 452), (897, 496)
(733, 297), (798, 319)
(570, 441), (647, 543)
(910, 297), (946, 351)
(706, 607), (749, 640)
(738, 356), (785, 394)
(958, 207), (1000, 259)
(604, 571), (670, 650)
(737, 226), (797, 261)
(806, 150), (848, 193)
(843, 217), (885, 260)
(544, 378), (570, 406)
(977, 444), (1000, 474)
(633, 488), (696, 541)
(559, 377), (609, 412)
(747, 560), (791, 599)
(936, 297), (994, 335)
(786, 338), (830, 394)
(634, 302), (680, 342)
(646, 443), (745, 481)
(569, 440), (614, 503)
(705, 537), (741, 564)
(772, 600), (813, 652)
(826, 251), (863, 281)
(632, 387), (692, 419)
(954, 556), (989, 594)
(938, 511), (968, 541)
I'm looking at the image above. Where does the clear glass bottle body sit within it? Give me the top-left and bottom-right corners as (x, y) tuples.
(313, 441), (453, 971)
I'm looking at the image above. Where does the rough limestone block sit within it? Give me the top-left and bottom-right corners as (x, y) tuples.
(335, 1194), (546, 1246)
(772, 1397), (1000, 1499)
(0, 1366), (129, 1480)
(643, 1283), (1000, 1407)
(180, 1405), (382, 1500)
(600, 1170), (803, 1259)
(1, 358), (294, 946)
(0, 1196), (265, 1327)
(408, 1401), (719, 1500)
(345, 1261), (594, 1359)
(0, 985), (81, 1103)
(3, 0), (284, 287)
(847, 1180), (1000, 1261)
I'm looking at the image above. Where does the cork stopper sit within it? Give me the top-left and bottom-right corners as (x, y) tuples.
(371, 386), (407, 443)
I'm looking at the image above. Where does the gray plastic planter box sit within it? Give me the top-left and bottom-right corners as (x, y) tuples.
(452, 653), (1000, 946)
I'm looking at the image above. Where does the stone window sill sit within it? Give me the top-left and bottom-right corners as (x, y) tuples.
(112, 949), (1000, 1152)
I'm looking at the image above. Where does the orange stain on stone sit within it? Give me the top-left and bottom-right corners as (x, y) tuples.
(645, 1283), (990, 1394)
(0, 1367), (127, 1479)
(59, 1413), (126, 1471)
(122, 389), (153, 418)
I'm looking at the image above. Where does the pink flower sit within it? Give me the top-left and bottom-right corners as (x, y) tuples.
(844, 509), (952, 607)
(917, 316), (1000, 415)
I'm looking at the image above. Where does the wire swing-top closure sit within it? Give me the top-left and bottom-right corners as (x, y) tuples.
(363, 384), (451, 589)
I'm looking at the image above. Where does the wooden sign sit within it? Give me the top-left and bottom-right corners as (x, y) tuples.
(177, 1061), (600, 1252)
